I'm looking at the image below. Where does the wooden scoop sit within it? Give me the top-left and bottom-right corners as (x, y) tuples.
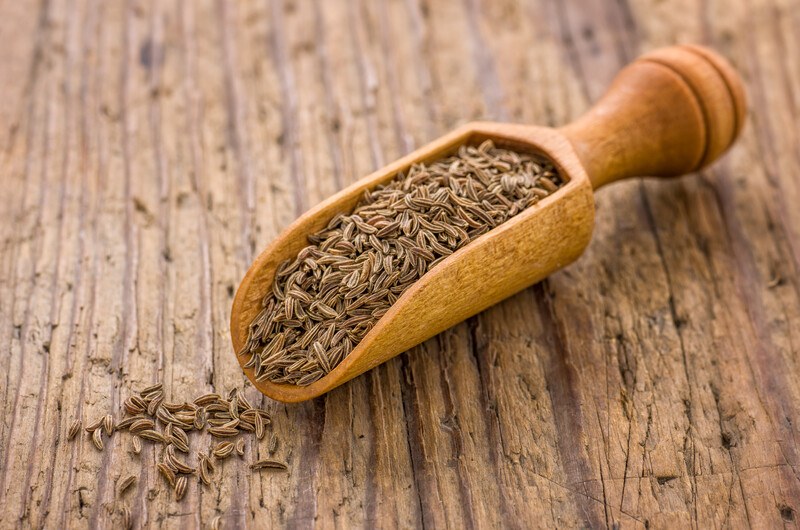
(231, 44), (746, 403)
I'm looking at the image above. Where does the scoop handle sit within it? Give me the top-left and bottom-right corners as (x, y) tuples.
(559, 45), (746, 190)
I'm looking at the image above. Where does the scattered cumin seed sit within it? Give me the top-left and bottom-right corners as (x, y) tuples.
(254, 413), (265, 440)
(138, 429), (165, 443)
(66, 386), (290, 506)
(174, 475), (188, 501)
(91, 429), (104, 451)
(140, 383), (163, 396)
(198, 455), (212, 486)
(212, 442), (235, 459)
(67, 419), (81, 441)
(103, 414), (115, 436)
(129, 418), (155, 433)
(208, 427), (238, 438)
(131, 436), (142, 455)
(118, 475), (137, 495)
(117, 415), (145, 430)
(250, 459), (288, 471)
(157, 462), (176, 487)
(85, 416), (104, 432)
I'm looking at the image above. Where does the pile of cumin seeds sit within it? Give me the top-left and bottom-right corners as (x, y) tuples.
(240, 140), (564, 386)
(69, 383), (288, 527)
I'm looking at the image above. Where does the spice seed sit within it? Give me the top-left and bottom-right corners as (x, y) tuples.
(193, 408), (206, 430)
(117, 415), (145, 430)
(68, 386), (291, 512)
(174, 476), (188, 501)
(138, 430), (166, 443)
(157, 462), (176, 487)
(91, 429), (104, 451)
(208, 427), (238, 438)
(85, 416), (104, 432)
(204, 453), (217, 474)
(129, 419), (156, 433)
(250, 459), (288, 471)
(211, 514), (224, 530)
(140, 383), (163, 396)
(67, 419), (82, 441)
(193, 393), (221, 406)
(102, 414), (114, 436)
(213, 442), (235, 459)
(131, 436), (142, 455)
(118, 474), (137, 495)
(199, 456), (212, 486)
(167, 450), (196, 474)
(268, 433), (278, 455)
(254, 413), (265, 440)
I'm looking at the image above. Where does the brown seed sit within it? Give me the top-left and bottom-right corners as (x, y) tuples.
(163, 422), (173, 442)
(67, 419), (81, 441)
(156, 407), (178, 425)
(204, 452), (217, 474)
(198, 455), (212, 486)
(103, 414), (114, 436)
(138, 430), (166, 443)
(174, 475), (188, 501)
(124, 395), (147, 415)
(129, 418), (156, 433)
(204, 403), (229, 414)
(91, 428), (104, 451)
(85, 416), (104, 432)
(212, 442), (235, 459)
(146, 392), (164, 416)
(117, 415), (146, 429)
(131, 436), (142, 455)
(206, 418), (233, 427)
(118, 474), (137, 495)
(208, 427), (238, 438)
(221, 419), (239, 430)
(250, 459), (288, 471)
(238, 392), (253, 411)
(193, 393), (221, 406)
(172, 426), (189, 446)
(163, 402), (187, 413)
(140, 383), (163, 396)
(211, 514), (224, 530)
(171, 437), (190, 454)
(268, 433), (278, 455)
(236, 439), (245, 457)
(254, 413), (265, 440)
(157, 462), (176, 487)
(167, 447), (196, 474)
(193, 408), (206, 430)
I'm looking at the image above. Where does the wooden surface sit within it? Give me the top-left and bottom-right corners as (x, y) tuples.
(1, 0), (799, 528)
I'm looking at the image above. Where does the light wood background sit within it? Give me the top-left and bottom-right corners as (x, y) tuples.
(1, 0), (799, 528)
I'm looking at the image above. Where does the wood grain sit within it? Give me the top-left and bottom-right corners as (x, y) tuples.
(1, 0), (798, 528)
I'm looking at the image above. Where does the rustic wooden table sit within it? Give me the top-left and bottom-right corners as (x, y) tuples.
(1, 0), (798, 528)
